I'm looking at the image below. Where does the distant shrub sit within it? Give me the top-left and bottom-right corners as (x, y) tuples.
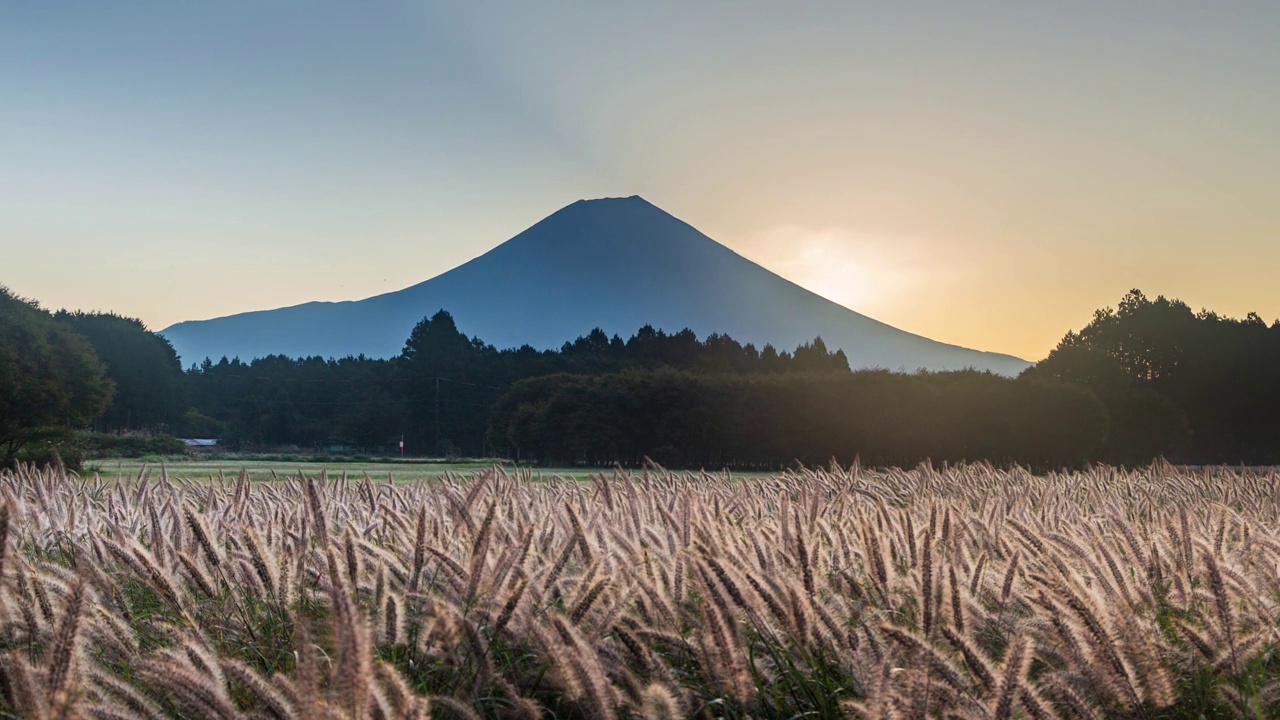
(172, 408), (226, 437)
(78, 431), (186, 459)
(15, 443), (85, 472)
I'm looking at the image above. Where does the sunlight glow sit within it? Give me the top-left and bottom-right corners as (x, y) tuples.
(742, 226), (935, 318)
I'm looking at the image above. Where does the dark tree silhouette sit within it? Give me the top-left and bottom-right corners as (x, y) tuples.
(55, 311), (184, 432)
(485, 369), (1107, 470)
(0, 287), (114, 467)
(1029, 289), (1280, 463)
(400, 310), (497, 455)
(180, 313), (859, 456)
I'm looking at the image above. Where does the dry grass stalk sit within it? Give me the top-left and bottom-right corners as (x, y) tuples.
(0, 461), (1276, 718)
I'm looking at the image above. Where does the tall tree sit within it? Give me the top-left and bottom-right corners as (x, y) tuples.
(399, 310), (495, 455)
(1030, 289), (1278, 463)
(0, 286), (114, 466)
(54, 311), (184, 431)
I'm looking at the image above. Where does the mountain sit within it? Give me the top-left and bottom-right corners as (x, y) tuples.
(161, 196), (1031, 374)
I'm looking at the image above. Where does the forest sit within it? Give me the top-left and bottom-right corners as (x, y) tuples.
(3, 287), (1278, 468)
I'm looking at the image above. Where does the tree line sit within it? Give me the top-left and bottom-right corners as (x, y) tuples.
(3, 284), (1278, 468)
(1027, 289), (1280, 465)
(486, 368), (1107, 469)
(183, 310), (853, 457)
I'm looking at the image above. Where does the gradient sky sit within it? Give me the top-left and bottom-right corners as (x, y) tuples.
(4, 1), (1278, 361)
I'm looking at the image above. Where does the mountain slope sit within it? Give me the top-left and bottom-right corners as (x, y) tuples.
(161, 196), (1031, 374)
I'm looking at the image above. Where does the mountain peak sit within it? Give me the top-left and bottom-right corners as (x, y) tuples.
(564, 195), (662, 215)
(515, 195), (687, 254)
(160, 197), (1031, 375)
(580, 194), (645, 203)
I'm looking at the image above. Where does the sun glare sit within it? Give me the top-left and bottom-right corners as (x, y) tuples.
(748, 226), (928, 316)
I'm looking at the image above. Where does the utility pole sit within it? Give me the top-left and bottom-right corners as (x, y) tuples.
(434, 376), (440, 455)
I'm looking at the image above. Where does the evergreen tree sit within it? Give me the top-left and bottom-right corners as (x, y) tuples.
(0, 286), (114, 466)
(55, 311), (184, 431)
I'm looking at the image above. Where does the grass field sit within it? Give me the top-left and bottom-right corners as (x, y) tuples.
(82, 458), (598, 483)
(2, 461), (1280, 719)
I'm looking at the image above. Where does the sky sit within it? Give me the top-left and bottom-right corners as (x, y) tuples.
(3, 1), (1278, 361)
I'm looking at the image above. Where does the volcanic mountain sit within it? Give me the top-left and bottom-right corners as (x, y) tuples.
(161, 196), (1030, 374)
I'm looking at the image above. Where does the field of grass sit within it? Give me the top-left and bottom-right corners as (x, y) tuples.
(2, 461), (1279, 719)
(82, 458), (600, 484)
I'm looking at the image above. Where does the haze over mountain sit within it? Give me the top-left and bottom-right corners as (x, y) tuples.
(161, 197), (1030, 375)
